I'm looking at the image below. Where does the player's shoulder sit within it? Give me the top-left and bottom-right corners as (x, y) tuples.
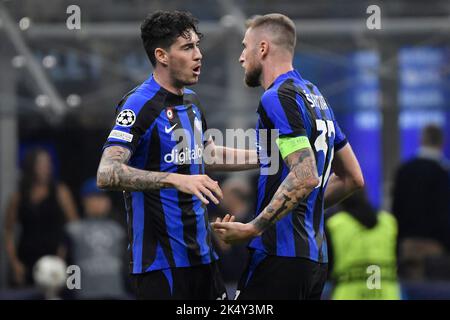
(295, 76), (319, 94)
(119, 81), (168, 115)
(301, 78), (337, 117)
(260, 85), (280, 107)
(265, 74), (302, 97)
(260, 78), (303, 112)
(302, 78), (315, 88)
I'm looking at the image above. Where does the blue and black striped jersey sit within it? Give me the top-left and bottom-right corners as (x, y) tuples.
(250, 70), (348, 263)
(103, 75), (217, 274)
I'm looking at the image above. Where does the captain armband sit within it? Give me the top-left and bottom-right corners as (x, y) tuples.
(275, 136), (311, 159)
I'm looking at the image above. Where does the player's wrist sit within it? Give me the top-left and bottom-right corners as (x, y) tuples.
(165, 173), (181, 189)
(249, 218), (268, 236)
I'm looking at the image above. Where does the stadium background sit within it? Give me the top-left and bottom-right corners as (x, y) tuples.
(0, 0), (449, 299)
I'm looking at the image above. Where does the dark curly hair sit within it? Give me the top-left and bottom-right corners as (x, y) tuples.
(141, 10), (203, 67)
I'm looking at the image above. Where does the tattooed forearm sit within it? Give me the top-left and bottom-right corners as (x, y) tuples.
(97, 146), (174, 191)
(250, 148), (319, 233)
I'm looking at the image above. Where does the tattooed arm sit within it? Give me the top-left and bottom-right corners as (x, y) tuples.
(212, 147), (319, 243)
(97, 146), (173, 191)
(250, 147), (319, 232)
(97, 146), (223, 205)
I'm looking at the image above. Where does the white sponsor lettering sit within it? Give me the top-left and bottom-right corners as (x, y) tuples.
(164, 144), (203, 164)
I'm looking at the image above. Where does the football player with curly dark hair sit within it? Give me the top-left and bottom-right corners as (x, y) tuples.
(97, 10), (258, 300)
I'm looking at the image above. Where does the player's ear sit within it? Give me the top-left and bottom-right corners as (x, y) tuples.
(260, 40), (269, 59)
(155, 48), (169, 66)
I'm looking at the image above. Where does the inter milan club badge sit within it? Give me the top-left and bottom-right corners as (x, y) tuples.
(116, 109), (136, 127)
(166, 107), (174, 120)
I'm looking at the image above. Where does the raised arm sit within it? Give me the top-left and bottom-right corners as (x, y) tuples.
(324, 143), (364, 209)
(97, 145), (223, 205)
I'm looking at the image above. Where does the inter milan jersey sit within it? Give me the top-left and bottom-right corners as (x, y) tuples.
(103, 75), (217, 274)
(250, 70), (348, 263)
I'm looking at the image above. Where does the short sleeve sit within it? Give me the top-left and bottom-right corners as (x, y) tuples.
(333, 120), (348, 151)
(328, 107), (348, 151)
(103, 94), (156, 154)
(259, 90), (307, 138)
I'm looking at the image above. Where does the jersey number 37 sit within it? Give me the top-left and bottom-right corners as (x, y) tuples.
(314, 119), (335, 189)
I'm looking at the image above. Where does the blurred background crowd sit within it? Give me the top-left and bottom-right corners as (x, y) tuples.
(0, 0), (449, 299)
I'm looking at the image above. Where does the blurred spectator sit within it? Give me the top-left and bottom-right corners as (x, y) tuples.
(326, 189), (400, 300)
(4, 147), (79, 287)
(65, 178), (127, 299)
(209, 177), (253, 285)
(392, 124), (450, 279)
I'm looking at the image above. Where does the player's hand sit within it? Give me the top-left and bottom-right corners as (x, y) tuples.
(172, 174), (223, 205)
(211, 214), (259, 244)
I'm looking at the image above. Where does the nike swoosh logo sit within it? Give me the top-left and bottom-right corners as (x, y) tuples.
(165, 123), (178, 133)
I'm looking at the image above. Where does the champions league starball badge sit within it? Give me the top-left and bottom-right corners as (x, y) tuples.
(116, 109), (136, 127)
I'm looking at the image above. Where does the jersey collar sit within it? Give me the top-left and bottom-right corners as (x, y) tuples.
(267, 69), (302, 90)
(147, 74), (185, 106)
